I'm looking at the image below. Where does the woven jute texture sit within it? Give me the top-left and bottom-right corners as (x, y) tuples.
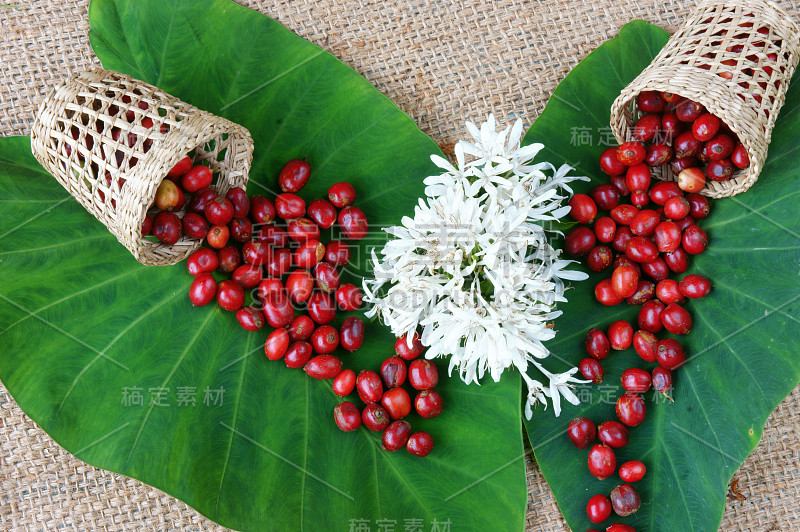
(30, 68), (253, 266)
(1, 0), (799, 530)
(610, 0), (800, 198)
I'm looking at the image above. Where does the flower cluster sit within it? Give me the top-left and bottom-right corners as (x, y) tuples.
(363, 115), (589, 418)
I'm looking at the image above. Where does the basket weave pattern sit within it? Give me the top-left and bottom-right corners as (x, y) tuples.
(610, 0), (800, 198)
(30, 68), (254, 265)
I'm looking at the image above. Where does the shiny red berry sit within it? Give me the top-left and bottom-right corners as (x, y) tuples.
(611, 265), (639, 298)
(569, 193), (598, 223)
(616, 142), (646, 166)
(382, 420), (412, 451)
(656, 338), (686, 370)
(406, 432), (434, 457)
(654, 220), (682, 253)
(310, 325), (340, 355)
(682, 225), (708, 254)
(285, 269), (314, 303)
(287, 218), (320, 242)
(304, 355), (343, 380)
(600, 147), (627, 176)
(285, 341), (313, 369)
(585, 328), (610, 360)
(328, 182), (357, 208)
(249, 195), (276, 224)
(189, 273), (216, 306)
(565, 226), (596, 257)
(362, 403), (390, 431)
(632, 113), (661, 143)
(610, 205), (638, 226)
(645, 142), (673, 166)
(307, 198), (337, 229)
(619, 461), (646, 483)
(588, 443), (616, 480)
(625, 163), (651, 192)
(679, 274), (711, 299)
(632, 330), (658, 362)
(295, 240), (325, 270)
(235, 306), (265, 331)
(685, 193), (710, 220)
(275, 192), (306, 220)
(621, 368), (651, 393)
(637, 91), (666, 113)
(187, 248), (218, 276)
(630, 209), (659, 236)
(598, 420), (629, 448)
(595, 278), (623, 306)
(324, 240), (351, 266)
(278, 159), (311, 192)
(333, 369), (356, 397)
(608, 320), (633, 350)
(706, 133), (735, 161)
(408, 359), (438, 390)
(338, 206), (369, 240)
(616, 394), (646, 427)
(579, 358), (604, 383)
(225, 187), (250, 218)
(731, 142), (750, 169)
(649, 181), (683, 206)
(356, 370), (383, 403)
(625, 236), (659, 263)
(216, 280), (245, 311)
(594, 217), (617, 243)
(414, 390), (443, 419)
(153, 211), (182, 245)
(262, 292), (294, 328)
(591, 184), (621, 210)
(333, 401), (361, 432)
(638, 300), (665, 333)
(336, 283), (363, 311)
(205, 197), (235, 226)
(264, 328), (290, 361)
(206, 224), (230, 249)
(314, 262), (340, 293)
(567, 417), (596, 449)
(662, 303), (692, 335)
(395, 333), (424, 360)
(692, 113), (720, 141)
(307, 291), (336, 324)
(587, 494), (613, 524)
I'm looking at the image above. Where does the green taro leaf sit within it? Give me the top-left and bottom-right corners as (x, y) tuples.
(0, 1), (527, 530)
(522, 20), (800, 532)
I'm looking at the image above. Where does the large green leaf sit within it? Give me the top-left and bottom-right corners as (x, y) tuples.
(0, 1), (526, 530)
(523, 20), (800, 531)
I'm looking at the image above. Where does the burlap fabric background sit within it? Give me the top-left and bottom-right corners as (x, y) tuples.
(1, 0), (798, 530)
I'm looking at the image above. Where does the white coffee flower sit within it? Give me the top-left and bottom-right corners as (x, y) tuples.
(364, 115), (590, 419)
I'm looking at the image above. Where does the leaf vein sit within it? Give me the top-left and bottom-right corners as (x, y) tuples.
(126, 310), (214, 462)
(52, 288), (184, 425)
(215, 332), (251, 516)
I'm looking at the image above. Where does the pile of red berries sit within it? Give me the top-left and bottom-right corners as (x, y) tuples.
(331, 332), (441, 457)
(175, 156), (439, 457)
(605, 90), (750, 196)
(562, 116), (717, 530)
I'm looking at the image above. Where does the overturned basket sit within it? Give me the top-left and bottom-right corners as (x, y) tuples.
(610, 0), (800, 198)
(30, 67), (254, 266)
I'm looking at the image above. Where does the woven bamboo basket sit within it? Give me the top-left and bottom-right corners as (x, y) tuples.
(30, 68), (254, 265)
(610, 0), (800, 198)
